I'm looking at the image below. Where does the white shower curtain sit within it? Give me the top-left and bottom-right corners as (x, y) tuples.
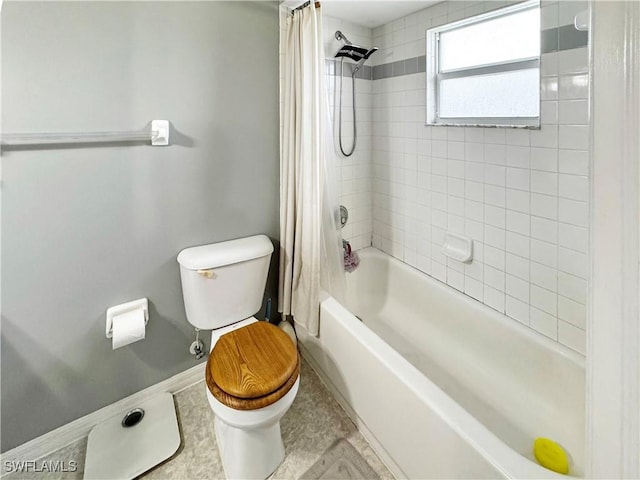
(279, 2), (345, 336)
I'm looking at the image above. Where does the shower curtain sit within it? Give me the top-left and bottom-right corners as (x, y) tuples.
(279, 2), (345, 336)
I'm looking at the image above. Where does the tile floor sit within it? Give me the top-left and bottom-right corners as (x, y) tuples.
(4, 357), (394, 480)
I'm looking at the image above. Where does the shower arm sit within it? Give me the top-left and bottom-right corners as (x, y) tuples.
(335, 30), (352, 45)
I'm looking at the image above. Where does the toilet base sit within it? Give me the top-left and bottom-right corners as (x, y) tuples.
(206, 374), (299, 480)
(214, 416), (285, 480)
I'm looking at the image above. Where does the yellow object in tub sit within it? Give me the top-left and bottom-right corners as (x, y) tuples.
(533, 437), (570, 474)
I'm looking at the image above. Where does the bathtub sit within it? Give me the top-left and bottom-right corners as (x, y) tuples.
(297, 247), (585, 479)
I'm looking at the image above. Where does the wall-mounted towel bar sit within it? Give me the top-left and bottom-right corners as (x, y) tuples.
(1, 120), (169, 147)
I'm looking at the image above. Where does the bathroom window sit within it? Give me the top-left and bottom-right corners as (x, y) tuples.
(426, 0), (540, 127)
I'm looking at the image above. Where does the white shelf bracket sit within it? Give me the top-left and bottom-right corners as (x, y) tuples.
(151, 120), (170, 146)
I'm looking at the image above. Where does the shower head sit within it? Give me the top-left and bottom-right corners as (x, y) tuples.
(335, 44), (378, 62)
(334, 30), (378, 75)
(352, 47), (378, 74)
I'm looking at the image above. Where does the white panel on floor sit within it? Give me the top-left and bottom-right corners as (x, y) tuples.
(84, 393), (180, 480)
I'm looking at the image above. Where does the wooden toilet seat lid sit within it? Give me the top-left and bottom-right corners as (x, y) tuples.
(207, 321), (298, 399)
(206, 356), (299, 410)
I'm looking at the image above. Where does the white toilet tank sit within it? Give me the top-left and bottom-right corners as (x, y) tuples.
(177, 235), (274, 330)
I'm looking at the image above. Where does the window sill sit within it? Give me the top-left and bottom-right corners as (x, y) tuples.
(425, 121), (541, 130)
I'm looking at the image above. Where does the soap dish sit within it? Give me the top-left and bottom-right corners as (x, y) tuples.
(441, 232), (473, 263)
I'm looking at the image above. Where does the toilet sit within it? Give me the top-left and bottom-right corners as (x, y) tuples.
(177, 235), (299, 480)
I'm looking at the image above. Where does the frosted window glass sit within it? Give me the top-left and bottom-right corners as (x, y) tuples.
(439, 8), (540, 72)
(439, 69), (540, 118)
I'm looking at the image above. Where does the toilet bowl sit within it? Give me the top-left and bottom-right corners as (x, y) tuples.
(205, 317), (299, 479)
(206, 318), (300, 479)
(207, 382), (300, 480)
(177, 236), (299, 480)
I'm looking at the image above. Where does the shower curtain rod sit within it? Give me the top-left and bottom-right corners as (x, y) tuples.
(291, 1), (320, 13)
(1, 120), (170, 147)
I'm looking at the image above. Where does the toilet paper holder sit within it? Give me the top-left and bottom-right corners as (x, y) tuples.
(106, 298), (149, 339)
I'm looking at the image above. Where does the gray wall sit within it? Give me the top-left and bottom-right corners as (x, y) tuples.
(1, 1), (280, 451)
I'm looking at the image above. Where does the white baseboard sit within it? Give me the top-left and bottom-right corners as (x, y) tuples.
(0, 363), (205, 470)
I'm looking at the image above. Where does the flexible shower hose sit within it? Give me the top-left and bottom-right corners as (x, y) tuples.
(338, 57), (357, 157)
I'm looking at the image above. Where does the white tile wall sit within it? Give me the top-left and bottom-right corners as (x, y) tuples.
(370, 0), (589, 355)
(280, 2), (589, 355)
(324, 15), (374, 251)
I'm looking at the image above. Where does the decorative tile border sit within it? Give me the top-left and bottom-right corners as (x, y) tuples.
(372, 56), (426, 80)
(326, 24), (588, 82)
(542, 24), (589, 53)
(325, 59), (373, 80)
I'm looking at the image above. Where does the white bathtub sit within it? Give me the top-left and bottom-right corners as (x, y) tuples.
(298, 247), (585, 479)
